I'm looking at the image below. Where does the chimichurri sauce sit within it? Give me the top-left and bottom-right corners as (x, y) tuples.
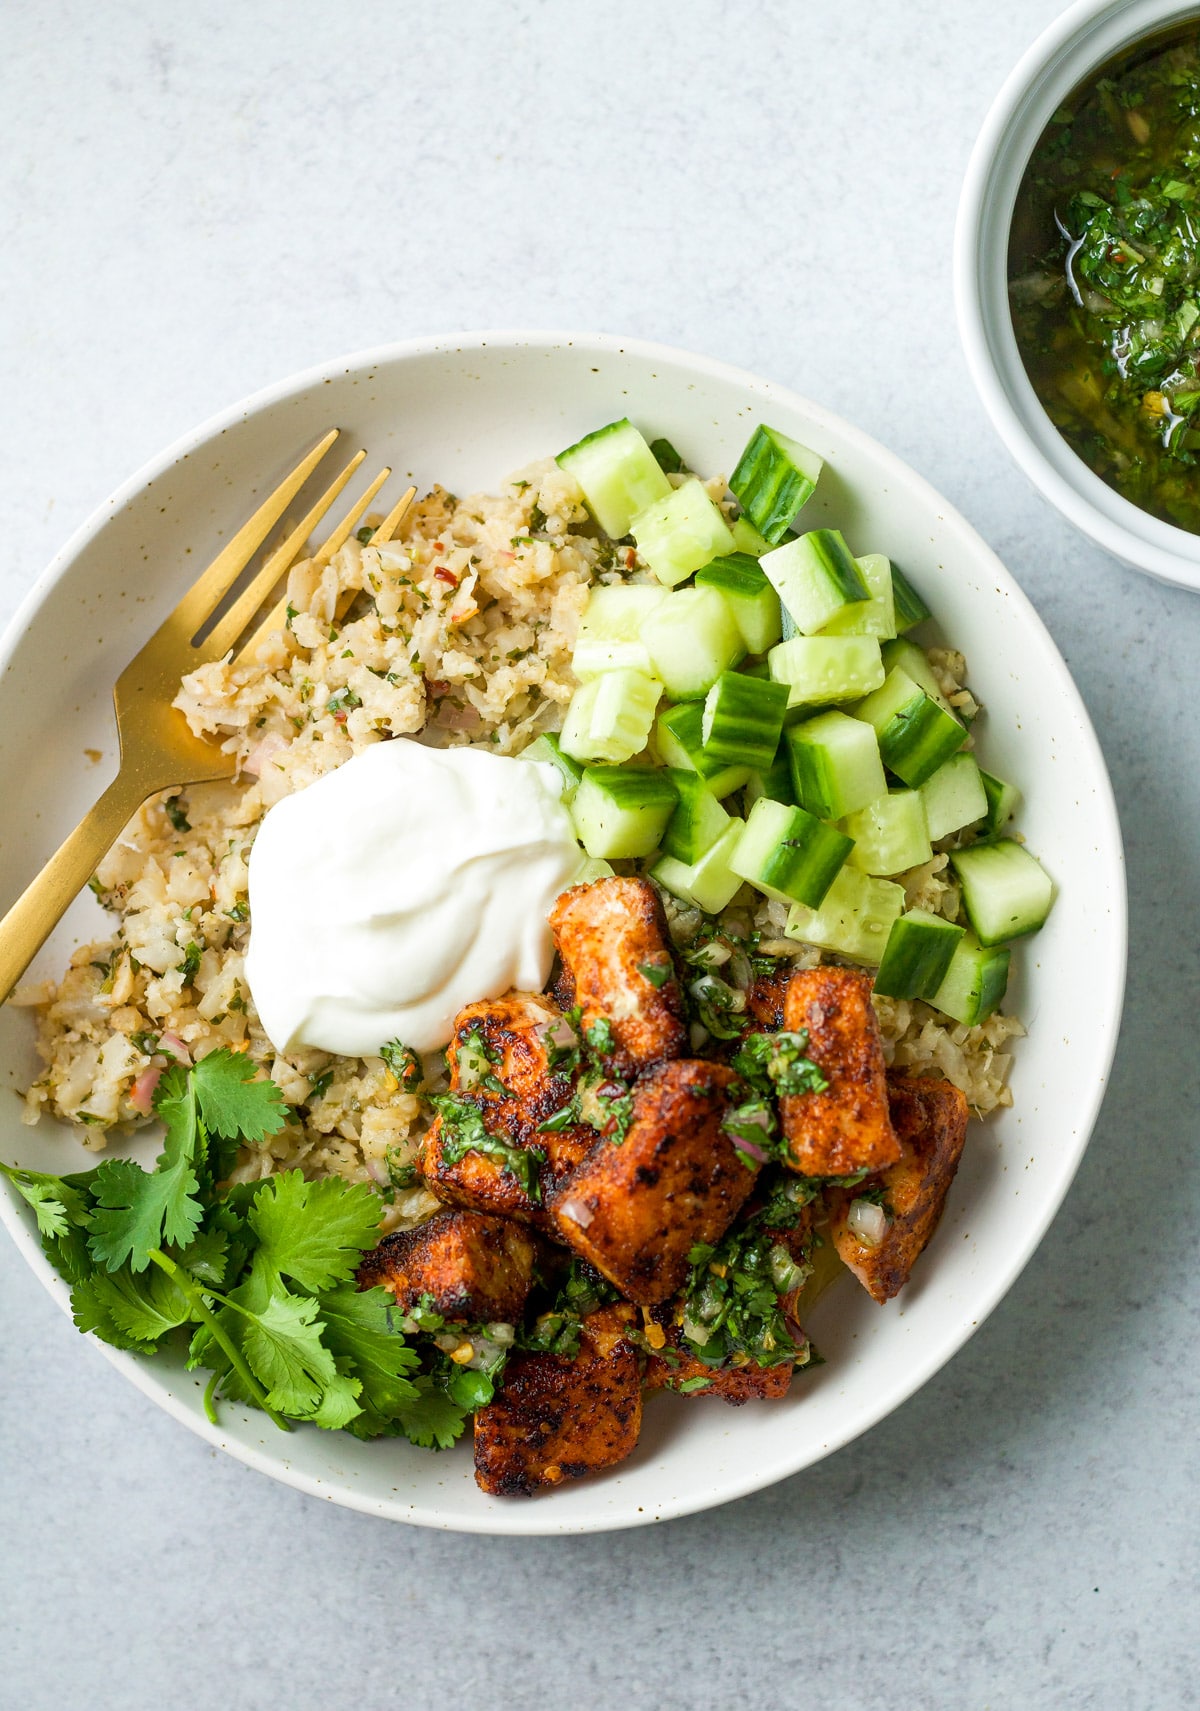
(1010, 31), (1200, 532)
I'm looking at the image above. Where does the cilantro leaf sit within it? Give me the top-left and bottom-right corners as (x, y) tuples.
(0, 1162), (90, 1241)
(309, 1365), (365, 1430)
(237, 1286), (343, 1418)
(88, 1147), (203, 1274)
(395, 1377), (469, 1450)
(316, 1283), (421, 1432)
(71, 1265), (192, 1347)
(190, 1049), (288, 1145)
(247, 1171), (382, 1292)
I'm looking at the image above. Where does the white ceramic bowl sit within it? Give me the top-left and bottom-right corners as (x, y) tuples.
(0, 331), (1126, 1534)
(956, 0), (1200, 591)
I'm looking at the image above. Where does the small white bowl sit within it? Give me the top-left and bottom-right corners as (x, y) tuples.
(0, 331), (1126, 1534)
(956, 0), (1200, 591)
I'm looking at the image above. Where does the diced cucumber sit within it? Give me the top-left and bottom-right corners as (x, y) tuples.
(661, 769), (731, 864)
(949, 839), (1054, 946)
(760, 529), (870, 635)
(880, 638), (955, 715)
(873, 908), (966, 1000)
(744, 746), (796, 811)
(649, 437), (686, 474)
(571, 856), (616, 886)
(919, 752), (988, 841)
(728, 424), (823, 545)
(571, 766), (678, 859)
(701, 672), (790, 771)
(729, 797), (854, 909)
(767, 636), (886, 710)
(558, 669), (662, 764)
(784, 711), (886, 820)
(641, 586), (744, 700)
(891, 564), (931, 632)
(979, 769), (1022, 837)
(519, 733), (584, 802)
(820, 552), (897, 640)
(632, 478), (736, 587)
(652, 817), (746, 914)
(556, 418), (672, 539)
(843, 790), (932, 875)
(854, 667), (964, 786)
(654, 703), (752, 798)
(729, 515), (776, 557)
(695, 553), (784, 653)
(571, 583), (669, 679)
(783, 866), (906, 965)
(930, 934), (1011, 1025)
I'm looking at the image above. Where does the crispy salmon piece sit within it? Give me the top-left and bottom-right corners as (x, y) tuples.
(548, 1059), (756, 1304)
(778, 966), (900, 1177)
(743, 961), (795, 1031)
(356, 1209), (537, 1323)
(643, 1334), (795, 1404)
(827, 1072), (969, 1303)
(420, 991), (595, 1224)
(473, 1304), (642, 1496)
(549, 876), (686, 1076)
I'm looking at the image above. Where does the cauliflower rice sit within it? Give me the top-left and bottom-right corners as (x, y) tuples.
(14, 457), (1023, 1228)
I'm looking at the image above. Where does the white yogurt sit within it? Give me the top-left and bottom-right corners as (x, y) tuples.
(245, 739), (584, 1058)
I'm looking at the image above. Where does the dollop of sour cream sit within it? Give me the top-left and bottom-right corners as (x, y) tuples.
(245, 740), (585, 1058)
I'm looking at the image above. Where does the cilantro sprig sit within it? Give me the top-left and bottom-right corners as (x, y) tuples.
(0, 1051), (471, 1449)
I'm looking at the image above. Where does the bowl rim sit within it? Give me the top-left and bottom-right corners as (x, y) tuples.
(0, 327), (1129, 1533)
(955, 0), (1200, 592)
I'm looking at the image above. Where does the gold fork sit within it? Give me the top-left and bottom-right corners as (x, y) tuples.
(0, 431), (416, 1004)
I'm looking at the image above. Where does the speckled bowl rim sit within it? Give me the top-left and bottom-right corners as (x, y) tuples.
(0, 329), (1127, 1534)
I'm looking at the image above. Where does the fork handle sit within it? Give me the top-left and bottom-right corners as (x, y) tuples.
(0, 770), (154, 1005)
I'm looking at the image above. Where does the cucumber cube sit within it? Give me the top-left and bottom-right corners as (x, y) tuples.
(919, 752), (988, 841)
(784, 866), (906, 965)
(729, 797), (854, 908)
(518, 733), (584, 803)
(729, 424), (823, 545)
(571, 583), (669, 680)
(744, 747), (797, 811)
(760, 529), (870, 635)
(874, 908), (966, 1000)
(701, 672), (790, 771)
(652, 817), (746, 914)
(881, 638), (955, 714)
(854, 667), (964, 786)
(843, 790), (932, 875)
(695, 553), (784, 653)
(641, 586), (744, 699)
(820, 552), (897, 640)
(890, 564), (931, 632)
(979, 769), (1022, 837)
(556, 418), (672, 538)
(768, 636), (886, 710)
(930, 934), (1011, 1025)
(558, 669), (662, 763)
(729, 514), (775, 557)
(785, 711), (886, 820)
(571, 766), (678, 859)
(949, 839), (1054, 945)
(632, 478), (736, 587)
(654, 702), (751, 798)
(661, 770), (731, 864)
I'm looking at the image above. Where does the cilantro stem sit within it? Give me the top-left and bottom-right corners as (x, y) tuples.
(203, 1369), (221, 1426)
(147, 1248), (291, 1433)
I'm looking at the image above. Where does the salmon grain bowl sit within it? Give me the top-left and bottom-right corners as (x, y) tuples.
(0, 335), (1123, 1531)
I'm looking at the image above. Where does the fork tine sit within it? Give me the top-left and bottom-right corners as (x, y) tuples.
(232, 467), (394, 667)
(311, 465), (392, 568)
(149, 429), (340, 649)
(197, 450), (368, 662)
(371, 484), (418, 546)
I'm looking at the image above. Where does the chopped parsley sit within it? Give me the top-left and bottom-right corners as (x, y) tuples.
(730, 1030), (828, 1098)
(380, 1039), (423, 1091)
(431, 1093), (545, 1203)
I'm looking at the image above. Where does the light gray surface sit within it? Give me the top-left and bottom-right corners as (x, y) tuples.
(1, 2), (1196, 1706)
